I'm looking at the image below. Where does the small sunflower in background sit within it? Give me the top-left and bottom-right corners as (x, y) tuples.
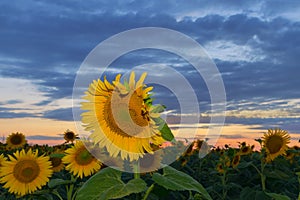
(81, 71), (167, 161)
(216, 163), (224, 174)
(63, 129), (78, 143)
(62, 140), (101, 178)
(232, 154), (241, 168)
(6, 132), (27, 149)
(262, 128), (290, 162)
(0, 154), (7, 167)
(239, 144), (253, 156)
(138, 151), (162, 173)
(0, 149), (53, 196)
(50, 156), (65, 173)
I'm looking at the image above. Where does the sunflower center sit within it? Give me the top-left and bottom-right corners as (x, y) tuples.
(65, 132), (75, 140)
(11, 135), (22, 145)
(13, 160), (40, 183)
(106, 91), (150, 137)
(75, 148), (94, 165)
(266, 135), (283, 154)
(50, 157), (62, 167)
(242, 146), (249, 153)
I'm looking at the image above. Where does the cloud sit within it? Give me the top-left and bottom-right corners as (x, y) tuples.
(26, 135), (62, 140)
(0, 0), (299, 138)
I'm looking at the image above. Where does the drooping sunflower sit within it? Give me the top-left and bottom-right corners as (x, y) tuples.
(0, 149), (53, 196)
(64, 129), (78, 143)
(262, 128), (290, 162)
(232, 154), (241, 168)
(81, 71), (166, 161)
(62, 140), (101, 178)
(6, 132), (27, 149)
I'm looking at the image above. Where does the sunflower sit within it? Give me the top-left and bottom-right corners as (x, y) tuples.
(62, 140), (101, 178)
(50, 156), (64, 172)
(216, 163), (224, 174)
(0, 154), (7, 167)
(81, 71), (166, 161)
(6, 132), (27, 149)
(232, 154), (241, 168)
(0, 149), (52, 196)
(138, 151), (162, 173)
(239, 145), (252, 156)
(262, 128), (290, 162)
(64, 129), (78, 143)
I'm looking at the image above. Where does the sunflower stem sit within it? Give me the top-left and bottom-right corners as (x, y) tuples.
(260, 162), (267, 191)
(142, 183), (155, 200)
(133, 161), (140, 179)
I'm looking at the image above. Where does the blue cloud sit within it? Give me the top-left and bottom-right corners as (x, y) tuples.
(0, 0), (299, 135)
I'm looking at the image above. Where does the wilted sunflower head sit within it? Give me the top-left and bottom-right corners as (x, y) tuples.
(262, 128), (290, 162)
(81, 71), (168, 161)
(6, 132), (27, 149)
(64, 129), (78, 143)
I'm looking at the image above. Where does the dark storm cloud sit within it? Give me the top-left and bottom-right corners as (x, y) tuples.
(0, 0), (299, 133)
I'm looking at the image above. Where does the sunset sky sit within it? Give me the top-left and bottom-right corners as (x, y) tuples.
(0, 0), (299, 147)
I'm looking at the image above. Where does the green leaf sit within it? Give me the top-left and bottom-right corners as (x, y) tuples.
(160, 122), (174, 141)
(152, 166), (212, 200)
(151, 105), (166, 113)
(48, 179), (73, 189)
(49, 153), (65, 159)
(265, 192), (290, 200)
(76, 168), (147, 200)
(237, 161), (253, 169)
(264, 169), (290, 180)
(239, 187), (256, 200)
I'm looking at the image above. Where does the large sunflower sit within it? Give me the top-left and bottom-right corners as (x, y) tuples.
(81, 71), (166, 161)
(262, 128), (290, 162)
(0, 154), (7, 167)
(62, 140), (101, 178)
(0, 149), (52, 196)
(6, 132), (27, 149)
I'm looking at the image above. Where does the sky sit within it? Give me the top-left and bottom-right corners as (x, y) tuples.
(0, 0), (300, 147)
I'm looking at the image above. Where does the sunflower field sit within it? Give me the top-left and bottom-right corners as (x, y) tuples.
(1, 73), (299, 199)
(0, 128), (299, 200)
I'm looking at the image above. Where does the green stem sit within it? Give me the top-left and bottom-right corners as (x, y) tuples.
(133, 161), (140, 179)
(52, 190), (64, 200)
(66, 175), (77, 200)
(260, 162), (266, 191)
(142, 183), (155, 200)
(221, 171), (227, 200)
(251, 161), (266, 191)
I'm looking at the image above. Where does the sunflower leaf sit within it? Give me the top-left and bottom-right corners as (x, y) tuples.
(265, 192), (290, 200)
(152, 166), (212, 200)
(151, 104), (166, 113)
(160, 121), (174, 141)
(49, 153), (65, 159)
(76, 168), (147, 200)
(48, 179), (74, 189)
